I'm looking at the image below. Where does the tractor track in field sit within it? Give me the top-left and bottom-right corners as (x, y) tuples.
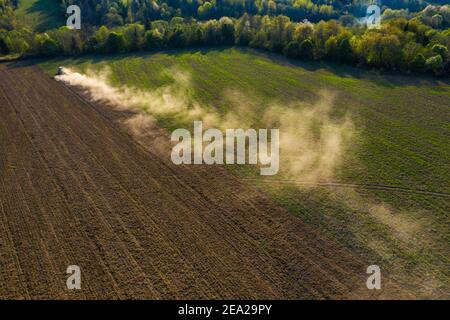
(242, 179), (450, 198)
(0, 65), (411, 299)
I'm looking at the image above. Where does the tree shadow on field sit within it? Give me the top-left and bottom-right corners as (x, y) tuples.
(26, 0), (65, 32)
(163, 46), (230, 56)
(66, 46), (227, 63)
(240, 47), (450, 88)
(163, 46), (450, 88)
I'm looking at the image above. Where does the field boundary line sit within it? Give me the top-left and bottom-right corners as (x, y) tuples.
(242, 178), (450, 198)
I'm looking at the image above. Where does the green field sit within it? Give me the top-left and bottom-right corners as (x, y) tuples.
(16, 0), (64, 31)
(39, 47), (450, 298)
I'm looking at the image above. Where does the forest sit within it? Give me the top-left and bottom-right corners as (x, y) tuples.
(0, 0), (449, 75)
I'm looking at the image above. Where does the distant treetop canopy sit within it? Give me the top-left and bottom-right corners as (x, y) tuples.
(0, 0), (448, 76)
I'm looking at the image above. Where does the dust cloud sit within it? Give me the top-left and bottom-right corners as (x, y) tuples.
(55, 67), (353, 183)
(55, 67), (219, 126)
(262, 94), (353, 182)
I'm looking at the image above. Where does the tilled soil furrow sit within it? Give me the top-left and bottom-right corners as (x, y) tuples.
(1, 70), (121, 299)
(0, 84), (66, 298)
(13, 69), (215, 298)
(0, 94), (32, 299)
(6, 71), (167, 299)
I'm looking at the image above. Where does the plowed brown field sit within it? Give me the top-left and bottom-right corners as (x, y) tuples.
(0, 65), (410, 299)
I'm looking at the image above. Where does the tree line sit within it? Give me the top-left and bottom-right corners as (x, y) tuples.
(0, 1), (449, 76)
